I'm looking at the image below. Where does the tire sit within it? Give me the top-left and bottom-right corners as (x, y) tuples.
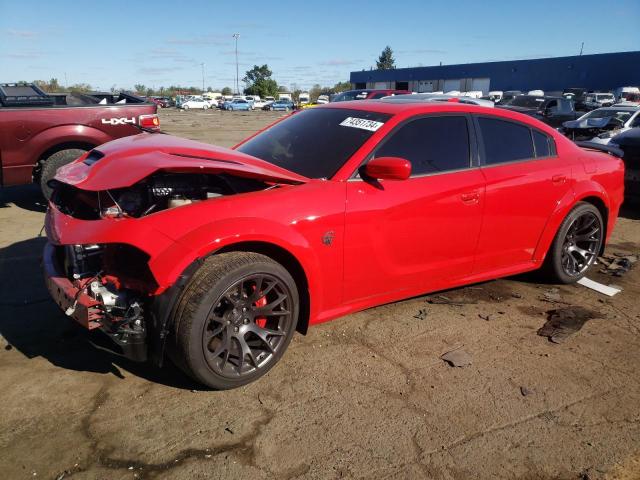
(183, 105), (189, 110)
(40, 148), (87, 200)
(169, 252), (299, 389)
(541, 202), (604, 284)
(203, 105), (208, 110)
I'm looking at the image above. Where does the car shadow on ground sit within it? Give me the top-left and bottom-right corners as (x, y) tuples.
(0, 184), (47, 213)
(0, 236), (206, 390)
(620, 201), (640, 221)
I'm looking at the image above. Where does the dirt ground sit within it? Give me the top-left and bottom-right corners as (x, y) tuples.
(1, 108), (639, 480)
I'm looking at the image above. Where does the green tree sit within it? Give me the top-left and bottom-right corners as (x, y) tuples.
(221, 86), (233, 95)
(309, 83), (322, 102)
(332, 81), (352, 92)
(243, 64), (279, 99)
(376, 46), (395, 70)
(133, 84), (146, 94)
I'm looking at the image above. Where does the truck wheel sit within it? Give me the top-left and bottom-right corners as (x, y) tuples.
(40, 148), (87, 200)
(541, 202), (604, 284)
(169, 252), (299, 390)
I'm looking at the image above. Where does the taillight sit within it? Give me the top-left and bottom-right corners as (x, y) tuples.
(138, 114), (160, 130)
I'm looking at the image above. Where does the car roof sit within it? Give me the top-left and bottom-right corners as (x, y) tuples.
(595, 106), (639, 111)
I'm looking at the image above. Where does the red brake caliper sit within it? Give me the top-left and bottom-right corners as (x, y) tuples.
(254, 289), (268, 328)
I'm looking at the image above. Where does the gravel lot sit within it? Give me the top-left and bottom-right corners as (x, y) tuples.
(1, 108), (639, 480)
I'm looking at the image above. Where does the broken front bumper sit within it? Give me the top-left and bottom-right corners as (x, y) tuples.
(43, 242), (148, 361)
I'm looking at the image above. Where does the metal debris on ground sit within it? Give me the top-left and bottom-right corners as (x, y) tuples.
(478, 314), (491, 321)
(520, 386), (534, 396)
(426, 295), (478, 306)
(577, 277), (621, 297)
(413, 308), (428, 320)
(440, 348), (472, 367)
(537, 307), (598, 343)
(598, 253), (637, 276)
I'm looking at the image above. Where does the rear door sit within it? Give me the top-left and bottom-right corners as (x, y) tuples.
(473, 115), (573, 273)
(343, 114), (485, 302)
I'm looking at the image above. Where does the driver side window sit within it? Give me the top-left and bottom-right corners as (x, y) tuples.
(373, 116), (471, 176)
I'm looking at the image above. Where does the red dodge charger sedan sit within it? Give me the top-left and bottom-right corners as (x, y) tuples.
(43, 99), (624, 389)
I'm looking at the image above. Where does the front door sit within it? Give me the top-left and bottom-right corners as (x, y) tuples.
(343, 115), (485, 302)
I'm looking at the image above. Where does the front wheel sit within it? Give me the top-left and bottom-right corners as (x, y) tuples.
(542, 202), (604, 283)
(169, 252), (299, 389)
(183, 105), (189, 110)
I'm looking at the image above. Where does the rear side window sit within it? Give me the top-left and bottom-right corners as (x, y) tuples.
(478, 117), (534, 165)
(533, 130), (552, 157)
(373, 116), (470, 175)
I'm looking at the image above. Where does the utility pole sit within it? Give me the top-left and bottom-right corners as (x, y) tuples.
(579, 42), (584, 56)
(200, 63), (205, 93)
(233, 33), (240, 94)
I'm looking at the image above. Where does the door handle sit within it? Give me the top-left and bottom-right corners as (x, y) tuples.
(552, 174), (567, 185)
(460, 190), (480, 204)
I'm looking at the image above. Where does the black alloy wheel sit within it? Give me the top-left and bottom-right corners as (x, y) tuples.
(543, 202), (604, 284)
(560, 211), (602, 277)
(202, 273), (294, 377)
(171, 252), (299, 389)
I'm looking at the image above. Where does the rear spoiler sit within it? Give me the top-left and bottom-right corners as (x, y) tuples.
(575, 141), (624, 159)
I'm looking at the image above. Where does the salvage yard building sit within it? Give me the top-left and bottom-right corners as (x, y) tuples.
(349, 50), (640, 94)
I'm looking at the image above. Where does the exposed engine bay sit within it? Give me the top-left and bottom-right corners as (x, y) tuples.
(50, 172), (270, 220)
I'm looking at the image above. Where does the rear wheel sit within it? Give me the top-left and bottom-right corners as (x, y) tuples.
(183, 105), (190, 110)
(542, 202), (604, 283)
(40, 148), (87, 200)
(170, 252), (299, 389)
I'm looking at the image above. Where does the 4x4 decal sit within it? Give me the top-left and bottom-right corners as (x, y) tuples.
(101, 117), (135, 126)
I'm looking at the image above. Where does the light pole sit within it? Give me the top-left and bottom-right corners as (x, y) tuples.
(200, 63), (205, 93)
(233, 33), (240, 94)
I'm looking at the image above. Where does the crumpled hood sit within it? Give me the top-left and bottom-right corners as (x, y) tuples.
(54, 133), (309, 191)
(562, 117), (612, 130)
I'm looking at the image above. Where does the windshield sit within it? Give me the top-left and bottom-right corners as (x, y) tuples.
(333, 90), (369, 102)
(506, 96), (546, 108)
(236, 108), (391, 178)
(581, 109), (633, 122)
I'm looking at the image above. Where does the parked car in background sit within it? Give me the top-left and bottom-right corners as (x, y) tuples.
(497, 90), (522, 104)
(269, 99), (295, 111)
(614, 93), (640, 107)
(181, 98), (210, 110)
(564, 106), (640, 144)
(498, 95), (578, 127)
(562, 88), (589, 111)
(332, 89), (411, 102)
(222, 98), (252, 111)
(485, 91), (503, 102)
(262, 98), (275, 110)
(43, 100), (624, 389)
(0, 83), (158, 198)
(611, 127), (640, 201)
(245, 96), (264, 108)
(317, 95), (329, 104)
(584, 92), (615, 110)
(614, 86), (640, 102)
(528, 90), (545, 96)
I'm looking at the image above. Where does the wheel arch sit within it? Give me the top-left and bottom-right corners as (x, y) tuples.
(533, 186), (610, 263)
(215, 241), (311, 335)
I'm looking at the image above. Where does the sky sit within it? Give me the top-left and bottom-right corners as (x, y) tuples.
(1, 0), (639, 92)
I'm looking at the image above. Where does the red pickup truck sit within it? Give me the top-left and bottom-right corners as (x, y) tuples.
(0, 83), (159, 197)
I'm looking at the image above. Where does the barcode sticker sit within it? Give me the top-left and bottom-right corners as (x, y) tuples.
(339, 117), (385, 132)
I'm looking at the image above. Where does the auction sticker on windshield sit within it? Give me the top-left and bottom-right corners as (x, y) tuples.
(339, 117), (385, 132)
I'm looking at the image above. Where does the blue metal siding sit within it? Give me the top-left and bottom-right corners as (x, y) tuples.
(350, 51), (640, 92)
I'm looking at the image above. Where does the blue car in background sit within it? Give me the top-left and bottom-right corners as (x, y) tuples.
(222, 98), (252, 111)
(270, 99), (294, 111)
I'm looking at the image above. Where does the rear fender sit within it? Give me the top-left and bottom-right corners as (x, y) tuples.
(533, 181), (610, 263)
(33, 125), (112, 163)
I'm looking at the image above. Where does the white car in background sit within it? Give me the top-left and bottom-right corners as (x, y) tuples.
(528, 89), (545, 96)
(584, 92), (615, 109)
(181, 98), (210, 110)
(245, 95), (266, 109)
(317, 95), (329, 104)
(589, 106), (640, 144)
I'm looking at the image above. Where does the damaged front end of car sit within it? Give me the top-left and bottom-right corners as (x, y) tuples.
(43, 135), (308, 363)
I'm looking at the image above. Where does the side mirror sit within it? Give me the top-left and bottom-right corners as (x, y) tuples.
(363, 157), (411, 181)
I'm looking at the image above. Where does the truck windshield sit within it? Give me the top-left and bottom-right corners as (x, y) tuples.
(236, 108), (391, 179)
(507, 96), (546, 108)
